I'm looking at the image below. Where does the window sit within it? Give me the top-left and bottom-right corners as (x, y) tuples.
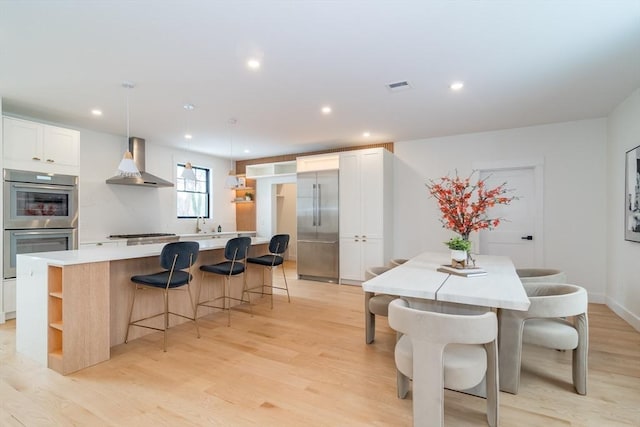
(176, 164), (210, 218)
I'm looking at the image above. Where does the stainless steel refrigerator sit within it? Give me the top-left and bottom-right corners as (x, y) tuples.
(297, 170), (339, 282)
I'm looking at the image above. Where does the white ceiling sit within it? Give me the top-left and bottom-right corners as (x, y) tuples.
(1, 0), (639, 160)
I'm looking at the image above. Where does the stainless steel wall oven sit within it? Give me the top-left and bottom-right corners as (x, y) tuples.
(3, 169), (78, 279)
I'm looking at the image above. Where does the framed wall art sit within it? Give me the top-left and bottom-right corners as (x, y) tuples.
(625, 144), (640, 242)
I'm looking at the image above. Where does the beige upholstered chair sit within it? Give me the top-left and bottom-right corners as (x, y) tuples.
(516, 268), (567, 284)
(364, 266), (396, 344)
(390, 258), (408, 267)
(389, 299), (499, 427)
(499, 283), (588, 395)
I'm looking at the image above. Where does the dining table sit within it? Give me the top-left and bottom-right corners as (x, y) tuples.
(362, 251), (530, 311)
(362, 251), (531, 395)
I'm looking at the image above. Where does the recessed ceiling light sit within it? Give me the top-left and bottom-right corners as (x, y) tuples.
(321, 106), (332, 114)
(184, 133), (192, 140)
(247, 59), (261, 70)
(91, 109), (103, 116)
(363, 131), (370, 137)
(450, 81), (464, 91)
(243, 149), (250, 154)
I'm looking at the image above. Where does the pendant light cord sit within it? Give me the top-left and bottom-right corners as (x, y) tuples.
(126, 89), (130, 140)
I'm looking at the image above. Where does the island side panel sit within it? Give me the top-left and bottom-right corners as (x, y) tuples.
(16, 255), (50, 367)
(60, 262), (110, 375)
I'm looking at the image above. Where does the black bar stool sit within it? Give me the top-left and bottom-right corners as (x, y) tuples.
(124, 241), (200, 352)
(246, 234), (291, 309)
(197, 236), (252, 326)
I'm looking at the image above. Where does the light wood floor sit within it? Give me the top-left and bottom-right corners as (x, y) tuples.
(1, 262), (639, 426)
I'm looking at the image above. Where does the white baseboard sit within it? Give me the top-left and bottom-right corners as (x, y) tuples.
(605, 296), (640, 332)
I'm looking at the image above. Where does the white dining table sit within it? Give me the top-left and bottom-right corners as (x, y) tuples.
(363, 251), (531, 397)
(363, 251), (530, 311)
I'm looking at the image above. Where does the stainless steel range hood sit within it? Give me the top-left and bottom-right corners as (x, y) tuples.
(106, 137), (173, 188)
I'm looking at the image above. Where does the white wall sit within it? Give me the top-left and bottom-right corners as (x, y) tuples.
(78, 128), (236, 241)
(606, 88), (640, 330)
(393, 119), (608, 302)
(255, 174), (296, 238)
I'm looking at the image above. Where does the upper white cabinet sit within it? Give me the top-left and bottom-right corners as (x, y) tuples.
(245, 160), (296, 179)
(296, 153), (339, 173)
(3, 116), (80, 174)
(339, 148), (393, 282)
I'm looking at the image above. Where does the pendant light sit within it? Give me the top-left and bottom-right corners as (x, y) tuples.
(224, 117), (239, 188)
(181, 103), (196, 181)
(117, 81), (141, 177)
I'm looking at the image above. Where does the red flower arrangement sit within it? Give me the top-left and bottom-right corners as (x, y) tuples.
(426, 171), (515, 240)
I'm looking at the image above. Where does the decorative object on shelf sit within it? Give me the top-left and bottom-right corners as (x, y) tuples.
(427, 170), (515, 263)
(245, 192), (254, 201)
(117, 82), (141, 178)
(181, 103), (196, 181)
(224, 118), (240, 188)
(238, 176), (246, 187)
(625, 144), (640, 242)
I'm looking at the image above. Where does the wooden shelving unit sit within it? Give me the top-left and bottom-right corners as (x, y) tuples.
(47, 266), (64, 373)
(234, 177), (256, 231)
(44, 263), (111, 375)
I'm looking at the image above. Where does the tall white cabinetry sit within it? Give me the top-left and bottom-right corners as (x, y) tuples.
(2, 116), (80, 175)
(339, 148), (393, 283)
(1, 116), (80, 323)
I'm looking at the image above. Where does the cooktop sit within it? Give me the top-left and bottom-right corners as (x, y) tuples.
(109, 233), (176, 238)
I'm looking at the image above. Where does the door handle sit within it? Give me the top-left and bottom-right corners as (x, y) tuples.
(521, 235), (533, 240)
(317, 183), (321, 226)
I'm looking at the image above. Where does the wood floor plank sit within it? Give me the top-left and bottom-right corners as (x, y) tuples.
(1, 261), (639, 426)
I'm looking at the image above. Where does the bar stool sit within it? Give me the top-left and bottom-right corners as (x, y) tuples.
(197, 236), (252, 326)
(124, 241), (200, 352)
(246, 234), (291, 309)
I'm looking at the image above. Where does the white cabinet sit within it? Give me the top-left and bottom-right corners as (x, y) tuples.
(246, 161), (296, 179)
(2, 279), (16, 318)
(296, 153), (339, 172)
(2, 116), (80, 174)
(339, 148), (393, 282)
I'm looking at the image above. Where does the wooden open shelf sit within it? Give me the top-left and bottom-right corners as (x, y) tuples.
(235, 177), (256, 231)
(47, 266), (64, 372)
(45, 263), (111, 375)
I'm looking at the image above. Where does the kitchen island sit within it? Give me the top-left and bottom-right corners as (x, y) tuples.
(16, 237), (270, 375)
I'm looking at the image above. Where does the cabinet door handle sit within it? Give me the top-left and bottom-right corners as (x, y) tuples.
(520, 235), (533, 241)
(46, 159), (55, 163)
(32, 156), (41, 161)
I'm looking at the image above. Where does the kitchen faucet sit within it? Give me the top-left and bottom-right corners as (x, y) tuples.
(196, 216), (205, 233)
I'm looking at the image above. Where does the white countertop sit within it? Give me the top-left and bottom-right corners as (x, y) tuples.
(18, 237), (269, 266)
(80, 231), (257, 245)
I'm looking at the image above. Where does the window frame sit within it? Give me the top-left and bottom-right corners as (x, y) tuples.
(176, 163), (211, 219)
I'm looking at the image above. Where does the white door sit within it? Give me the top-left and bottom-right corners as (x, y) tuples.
(478, 167), (542, 268)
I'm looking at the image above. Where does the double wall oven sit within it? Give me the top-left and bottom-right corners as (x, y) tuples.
(3, 169), (78, 279)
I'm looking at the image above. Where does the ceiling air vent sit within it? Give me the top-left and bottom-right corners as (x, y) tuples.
(386, 80), (412, 92)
